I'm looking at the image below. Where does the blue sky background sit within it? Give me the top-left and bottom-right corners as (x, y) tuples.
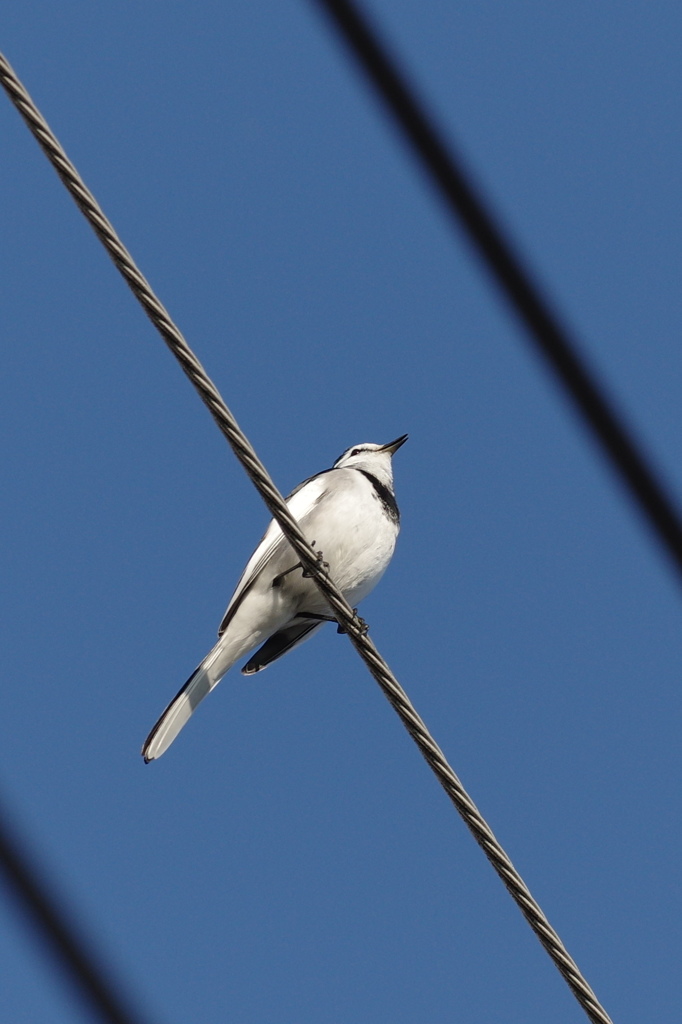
(2, 3), (682, 1022)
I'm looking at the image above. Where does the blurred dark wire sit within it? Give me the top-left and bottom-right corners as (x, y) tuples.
(0, 797), (154, 1024)
(312, 0), (682, 577)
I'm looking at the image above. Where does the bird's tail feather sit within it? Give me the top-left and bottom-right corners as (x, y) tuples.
(142, 635), (242, 762)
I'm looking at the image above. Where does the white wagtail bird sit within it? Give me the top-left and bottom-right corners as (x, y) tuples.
(142, 434), (408, 761)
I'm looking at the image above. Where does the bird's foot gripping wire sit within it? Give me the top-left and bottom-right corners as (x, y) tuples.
(301, 543), (329, 578)
(272, 544), (329, 588)
(337, 610), (369, 636)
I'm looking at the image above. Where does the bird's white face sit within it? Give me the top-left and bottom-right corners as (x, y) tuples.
(332, 435), (408, 487)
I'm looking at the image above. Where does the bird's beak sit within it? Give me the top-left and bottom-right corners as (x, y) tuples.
(380, 434), (408, 455)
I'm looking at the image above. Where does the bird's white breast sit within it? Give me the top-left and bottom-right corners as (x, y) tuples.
(304, 468), (399, 606)
(221, 467), (399, 641)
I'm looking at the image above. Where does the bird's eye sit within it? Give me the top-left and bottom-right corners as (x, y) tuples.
(351, 448), (362, 456)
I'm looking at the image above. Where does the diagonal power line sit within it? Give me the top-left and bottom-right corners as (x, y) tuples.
(0, 49), (614, 1024)
(311, 0), (682, 578)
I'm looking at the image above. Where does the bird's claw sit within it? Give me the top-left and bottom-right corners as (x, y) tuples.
(302, 548), (329, 578)
(337, 610), (369, 636)
(274, 546), (329, 587)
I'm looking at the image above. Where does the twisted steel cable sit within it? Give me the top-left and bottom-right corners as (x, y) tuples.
(1, 52), (613, 1024)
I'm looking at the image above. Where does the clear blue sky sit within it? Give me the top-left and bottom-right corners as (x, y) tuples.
(2, 3), (681, 1022)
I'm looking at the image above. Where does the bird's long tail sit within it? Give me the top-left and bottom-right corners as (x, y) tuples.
(142, 635), (244, 762)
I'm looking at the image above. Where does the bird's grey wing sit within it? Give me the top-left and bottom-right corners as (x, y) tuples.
(240, 619), (324, 675)
(217, 471), (333, 637)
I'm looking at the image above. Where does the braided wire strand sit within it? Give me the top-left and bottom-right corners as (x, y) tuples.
(0, 52), (613, 1024)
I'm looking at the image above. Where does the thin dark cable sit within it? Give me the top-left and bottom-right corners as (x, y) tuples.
(0, 51), (613, 1024)
(311, 0), (682, 577)
(0, 794), (153, 1024)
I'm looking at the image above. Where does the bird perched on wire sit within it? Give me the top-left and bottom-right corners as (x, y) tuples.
(142, 435), (408, 761)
